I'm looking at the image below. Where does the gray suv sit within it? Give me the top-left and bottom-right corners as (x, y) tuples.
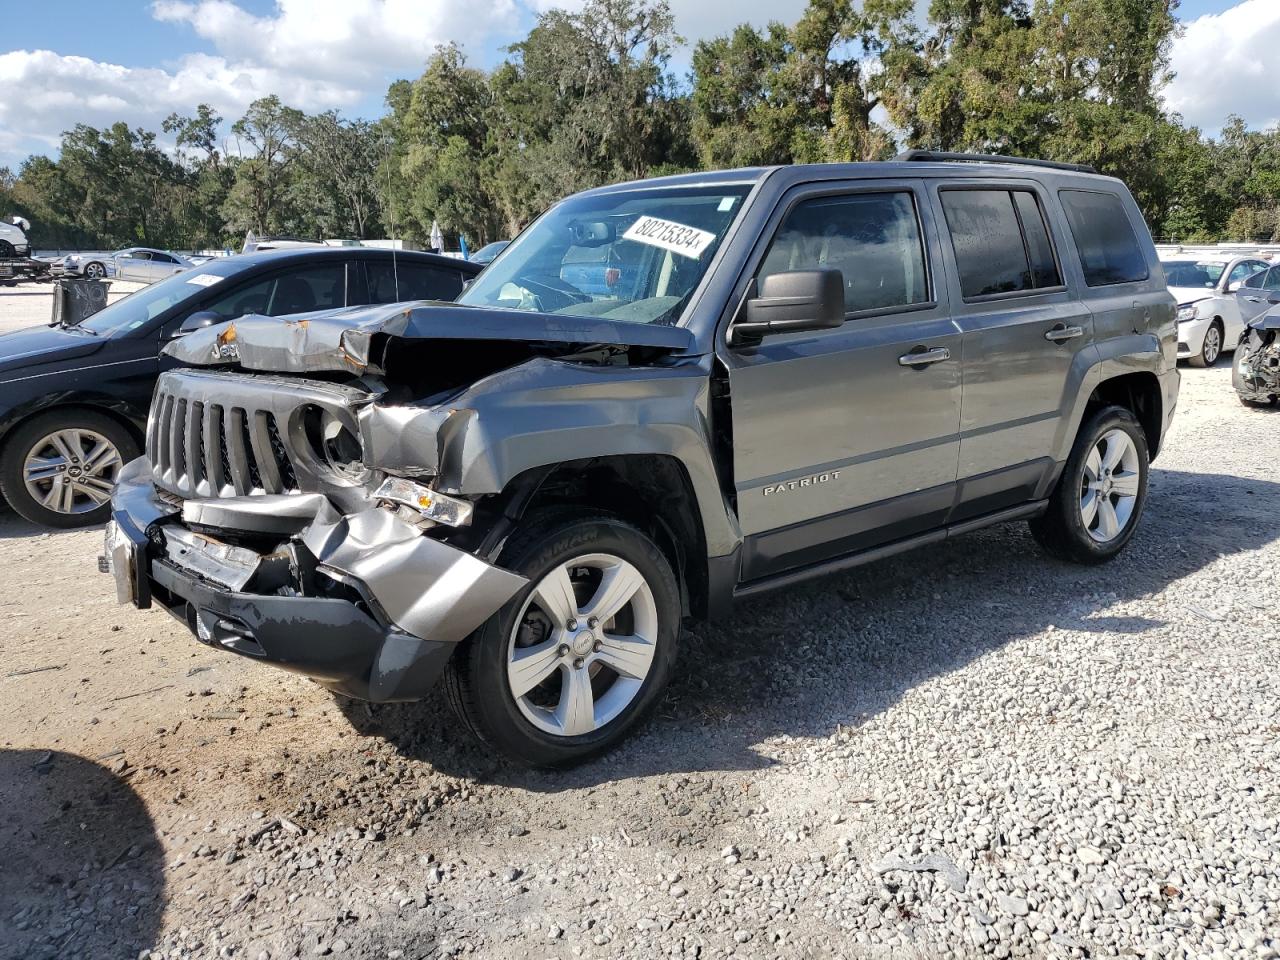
(104, 153), (1179, 766)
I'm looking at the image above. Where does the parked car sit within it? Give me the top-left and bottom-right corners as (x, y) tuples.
(0, 248), (481, 528)
(55, 247), (194, 283)
(1231, 261), (1280, 328)
(0, 216), (31, 258)
(1161, 252), (1270, 367)
(469, 240), (510, 265)
(104, 153), (1178, 766)
(1232, 305), (1280, 407)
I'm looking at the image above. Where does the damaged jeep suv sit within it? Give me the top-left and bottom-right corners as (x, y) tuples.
(105, 153), (1179, 766)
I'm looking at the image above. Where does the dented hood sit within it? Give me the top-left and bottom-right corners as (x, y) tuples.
(162, 301), (697, 374)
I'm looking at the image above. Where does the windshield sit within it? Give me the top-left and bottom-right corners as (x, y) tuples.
(76, 260), (242, 336)
(458, 185), (751, 325)
(1162, 260), (1225, 288)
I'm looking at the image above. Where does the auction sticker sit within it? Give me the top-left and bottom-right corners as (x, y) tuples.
(622, 216), (715, 259)
(185, 273), (224, 287)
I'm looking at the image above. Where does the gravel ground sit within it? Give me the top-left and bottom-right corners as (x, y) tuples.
(0, 341), (1277, 960)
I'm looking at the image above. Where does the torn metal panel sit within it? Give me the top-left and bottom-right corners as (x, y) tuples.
(162, 526), (262, 592)
(301, 504), (527, 643)
(357, 403), (451, 478)
(162, 302), (698, 374)
(182, 493), (330, 536)
(1235, 320), (1280, 401)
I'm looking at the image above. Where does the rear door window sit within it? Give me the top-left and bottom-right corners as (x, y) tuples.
(1264, 268), (1280, 292)
(940, 189), (1063, 298)
(365, 261), (466, 304)
(1058, 190), (1149, 286)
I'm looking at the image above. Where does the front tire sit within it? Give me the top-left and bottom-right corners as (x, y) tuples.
(444, 511), (680, 767)
(0, 240), (15, 258)
(1189, 319), (1223, 367)
(1029, 406), (1149, 564)
(0, 410), (137, 528)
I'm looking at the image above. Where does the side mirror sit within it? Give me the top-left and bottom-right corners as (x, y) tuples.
(729, 269), (845, 345)
(175, 311), (222, 336)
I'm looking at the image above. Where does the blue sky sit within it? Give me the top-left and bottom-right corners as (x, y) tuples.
(1, 0), (1274, 169)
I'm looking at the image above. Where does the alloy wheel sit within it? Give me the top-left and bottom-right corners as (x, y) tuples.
(84, 262), (105, 280)
(22, 428), (122, 515)
(1202, 325), (1222, 365)
(1080, 428), (1140, 543)
(506, 553), (658, 738)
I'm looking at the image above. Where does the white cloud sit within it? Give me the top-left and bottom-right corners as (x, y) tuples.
(1165, 0), (1280, 134)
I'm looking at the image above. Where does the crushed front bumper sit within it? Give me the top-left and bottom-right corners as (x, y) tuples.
(102, 458), (527, 702)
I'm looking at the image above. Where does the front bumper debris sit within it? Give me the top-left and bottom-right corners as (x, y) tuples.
(103, 457), (528, 702)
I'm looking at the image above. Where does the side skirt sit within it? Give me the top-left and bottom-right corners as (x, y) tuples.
(732, 500), (1048, 600)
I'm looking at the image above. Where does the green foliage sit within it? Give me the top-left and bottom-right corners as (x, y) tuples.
(4, 0), (1279, 251)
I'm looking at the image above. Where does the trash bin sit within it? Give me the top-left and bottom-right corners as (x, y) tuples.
(51, 278), (112, 326)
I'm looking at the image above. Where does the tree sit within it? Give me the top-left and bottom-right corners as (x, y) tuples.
(223, 96), (304, 235)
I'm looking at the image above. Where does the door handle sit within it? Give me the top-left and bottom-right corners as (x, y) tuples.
(898, 346), (951, 367)
(1245, 296), (1263, 303)
(1044, 324), (1085, 343)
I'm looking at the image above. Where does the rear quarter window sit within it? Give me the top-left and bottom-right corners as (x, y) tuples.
(1058, 189), (1149, 287)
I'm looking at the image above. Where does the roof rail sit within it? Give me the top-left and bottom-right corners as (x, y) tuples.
(895, 150), (1099, 175)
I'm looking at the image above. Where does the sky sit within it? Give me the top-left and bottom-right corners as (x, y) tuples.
(0, 0), (1275, 170)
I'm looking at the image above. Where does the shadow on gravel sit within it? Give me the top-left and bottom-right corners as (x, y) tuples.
(336, 468), (1280, 790)
(0, 749), (164, 959)
(0, 510), (101, 542)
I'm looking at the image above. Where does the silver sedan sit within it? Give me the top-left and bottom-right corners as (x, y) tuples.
(57, 247), (193, 283)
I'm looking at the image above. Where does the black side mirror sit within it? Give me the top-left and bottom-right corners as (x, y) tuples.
(729, 269), (845, 345)
(176, 311), (223, 336)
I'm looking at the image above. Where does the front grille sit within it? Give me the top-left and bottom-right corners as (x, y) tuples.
(149, 380), (301, 498)
(147, 369), (372, 501)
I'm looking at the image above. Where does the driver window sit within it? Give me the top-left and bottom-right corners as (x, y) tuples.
(758, 191), (930, 315)
(201, 264), (347, 321)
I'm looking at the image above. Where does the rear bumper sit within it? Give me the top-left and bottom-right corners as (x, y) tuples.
(103, 458), (527, 702)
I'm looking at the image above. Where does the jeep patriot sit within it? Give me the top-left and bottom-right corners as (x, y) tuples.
(104, 152), (1179, 766)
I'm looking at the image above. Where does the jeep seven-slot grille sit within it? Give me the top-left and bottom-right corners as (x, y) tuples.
(148, 386), (299, 498)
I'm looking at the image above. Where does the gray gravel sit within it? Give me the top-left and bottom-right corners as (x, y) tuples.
(1, 363), (1277, 960)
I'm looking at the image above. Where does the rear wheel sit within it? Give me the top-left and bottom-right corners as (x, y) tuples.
(444, 511), (680, 767)
(1189, 319), (1223, 367)
(0, 410), (137, 528)
(83, 261), (106, 280)
(1029, 406), (1149, 564)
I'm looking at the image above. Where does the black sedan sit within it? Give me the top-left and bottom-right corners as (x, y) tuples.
(0, 248), (481, 528)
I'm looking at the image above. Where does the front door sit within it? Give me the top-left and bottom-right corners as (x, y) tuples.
(1236, 265), (1280, 327)
(720, 181), (962, 582)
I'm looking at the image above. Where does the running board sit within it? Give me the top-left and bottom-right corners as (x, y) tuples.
(733, 500), (1048, 599)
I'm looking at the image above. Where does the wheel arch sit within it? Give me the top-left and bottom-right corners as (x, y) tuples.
(1085, 371), (1164, 461)
(478, 454), (713, 621)
(0, 400), (146, 457)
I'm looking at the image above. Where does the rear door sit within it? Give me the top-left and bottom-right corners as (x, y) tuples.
(116, 250), (149, 282)
(721, 179), (963, 581)
(1236, 265), (1280, 326)
(930, 182), (1092, 519)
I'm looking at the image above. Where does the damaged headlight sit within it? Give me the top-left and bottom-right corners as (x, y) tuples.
(300, 405), (369, 484)
(375, 477), (473, 527)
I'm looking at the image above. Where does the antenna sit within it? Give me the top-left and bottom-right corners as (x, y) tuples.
(381, 130), (399, 299)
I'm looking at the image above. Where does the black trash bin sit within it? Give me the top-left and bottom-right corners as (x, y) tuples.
(51, 278), (112, 326)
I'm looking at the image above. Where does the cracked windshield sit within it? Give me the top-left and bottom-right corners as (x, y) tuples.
(458, 185), (751, 325)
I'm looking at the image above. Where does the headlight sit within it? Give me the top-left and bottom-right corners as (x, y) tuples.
(1176, 304), (1199, 322)
(298, 405), (368, 484)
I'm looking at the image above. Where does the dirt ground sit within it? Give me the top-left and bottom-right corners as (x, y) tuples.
(0, 290), (1277, 960)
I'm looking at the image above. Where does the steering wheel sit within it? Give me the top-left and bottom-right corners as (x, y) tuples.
(513, 274), (592, 312)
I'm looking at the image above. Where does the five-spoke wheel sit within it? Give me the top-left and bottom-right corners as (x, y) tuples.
(445, 512), (678, 767)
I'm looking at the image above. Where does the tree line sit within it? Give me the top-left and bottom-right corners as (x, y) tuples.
(4, 0), (1280, 252)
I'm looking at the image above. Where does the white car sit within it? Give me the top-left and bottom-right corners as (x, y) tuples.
(58, 247), (193, 283)
(1162, 253), (1271, 366)
(0, 215), (31, 258)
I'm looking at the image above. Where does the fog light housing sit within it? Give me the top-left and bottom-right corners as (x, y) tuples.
(375, 477), (473, 527)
